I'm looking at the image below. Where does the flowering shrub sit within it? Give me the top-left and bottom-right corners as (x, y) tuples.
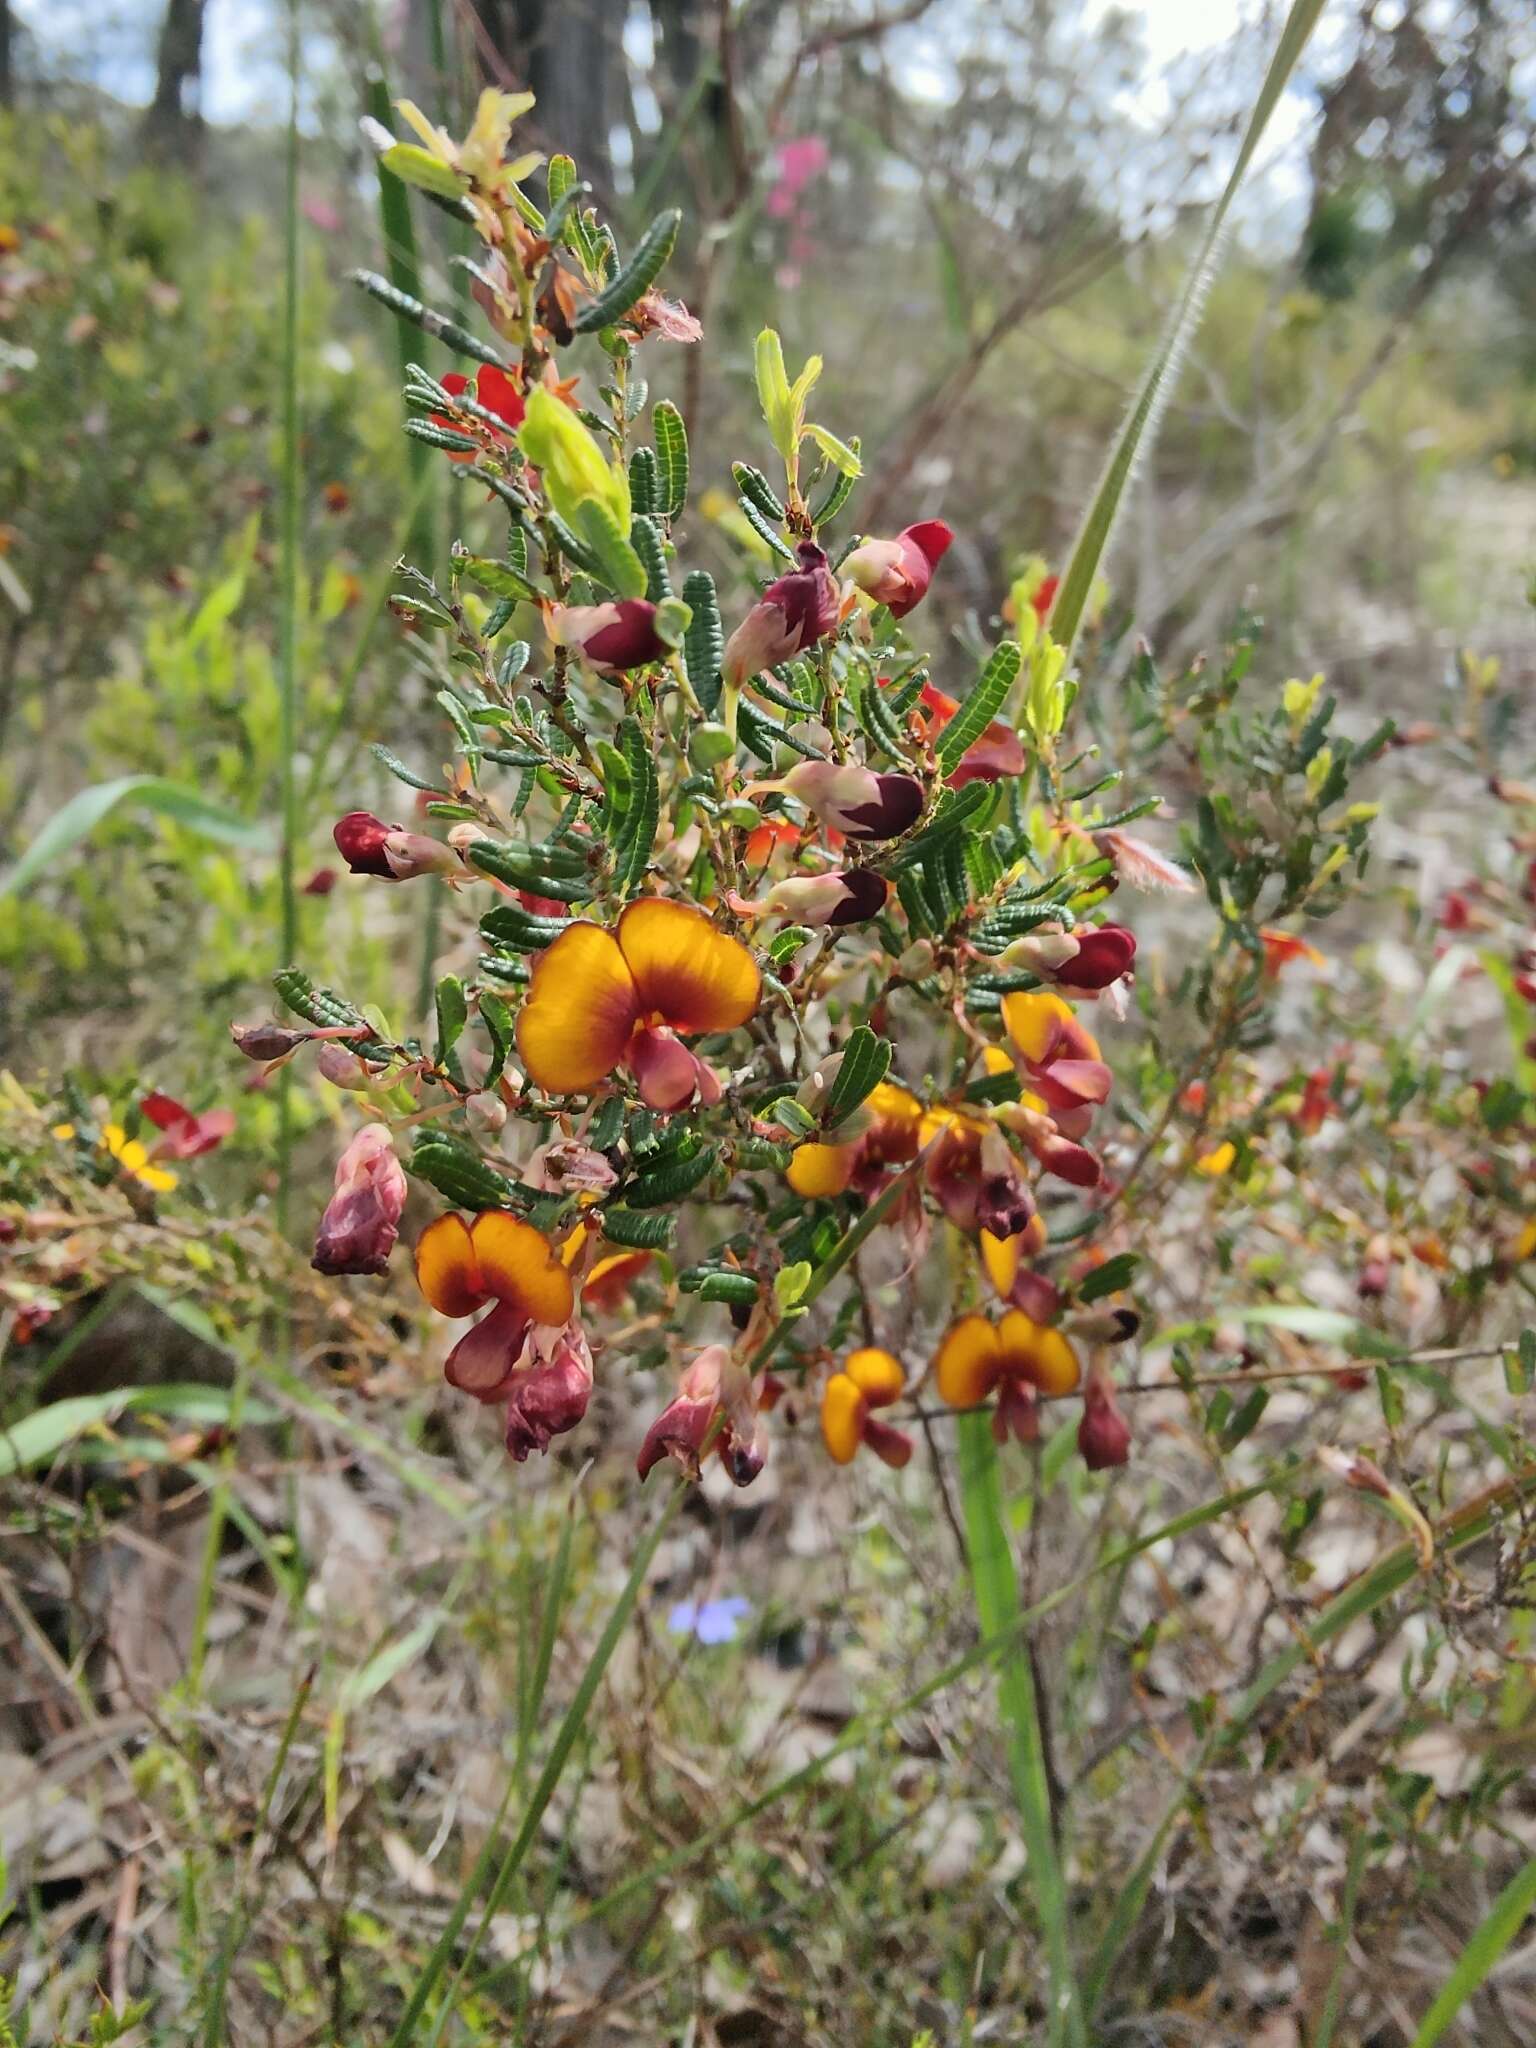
(243, 87), (1402, 1499)
(234, 88), (1187, 1490)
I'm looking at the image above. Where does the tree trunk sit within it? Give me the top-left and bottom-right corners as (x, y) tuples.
(0, 0), (14, 110)
(471, 0), (622, 204)
(141, 0), (208, 161)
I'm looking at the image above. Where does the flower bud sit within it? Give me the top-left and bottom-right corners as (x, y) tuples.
(548, 598), (667, 673)
(689, 722), (736, 767)
(230, 1021), (308, 1063)
(770, 760), (923, 841)
(1078, 1368), (1132, 1471)
(841, 519), (953, 618)
(311, 1124), (407, 1277)
(722, 543), (839, 685)
(333, 810), (402, 878)
(316, 1043), (373, 1091)
(1051, 924), (1137, 992)
(748, 869), (889, 927)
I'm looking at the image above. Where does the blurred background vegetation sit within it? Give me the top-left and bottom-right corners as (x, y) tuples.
(4, 3), (1536, 2043)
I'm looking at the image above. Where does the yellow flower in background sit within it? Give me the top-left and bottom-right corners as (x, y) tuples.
(1196, 1141), (1236, 1177)
(53, 1120), (178, 1193)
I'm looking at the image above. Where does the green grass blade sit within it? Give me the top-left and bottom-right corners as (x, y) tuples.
(956, 1412), (1084, 2048)
(1408, 1852), (1536, 2047)
(275, 0), (303, 1239)
(388, 1482), (684, 2045)
(0, 775), (268, 898)
(1050, 0), (1326, 661)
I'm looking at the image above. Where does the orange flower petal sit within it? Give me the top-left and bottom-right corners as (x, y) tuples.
(1001, 990), (1075, 1065)
(469, 1210), (575, 1327)
(585, 1248), (653, 1313)
(980, 1228), (1022, 1299)
(416, 1212), (487, 1318)
(787, 1141), (856, 1198)
(998, 1309), (1080, 1396)
(516, 921), (640, 1094)
(843, 1346), (905, 1405)
(934, 1314), (1001, 1408)
(820, 1373), (865, 1463)
(616, 898), (760, 1035)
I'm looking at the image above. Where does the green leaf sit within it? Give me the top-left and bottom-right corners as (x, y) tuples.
(623, 1142), (719, 1208)
(349, 268), (511, 371)
(679, 1267), (761, 1306)
(572, 208), (682, 332)
(371, 744), (445, 794)
(1, 774), (268, 898)
(272, 968), (370, 1033)
(0, 1385), (278, 1478)
(629, 514), (671, 601)
(822, 1026), (893, 1128)
(936, 641), (1022, 774)
(1409, 1855), (1536, 2047)
(410, 1132), (521, 1212)
(461, 554), (541, 603)
(732, 462), (786, 524)
(572, 498), (648, 600)
(754, 328), (795, 458)
(605, 718), (659, 893)
(1051, 0), (1327, 661)
(466, 840), (590, 902)
(681, 570), (723, 711)
(627, 445), (658, 517)
(480, 992), (515, 1085)
(377, 142), (465, 202)
(888, 782), (995, 868)
(598, 1206), (677, 1250)
(802, 422), (862, 477)
(434, 975), (468, 1065)
(810, 454), (859, 529)
(653, 400), (689, 519)
(1078, 1252), (1139, 1304)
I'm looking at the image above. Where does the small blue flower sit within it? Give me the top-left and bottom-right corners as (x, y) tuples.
(667, 1595), (750, 1645)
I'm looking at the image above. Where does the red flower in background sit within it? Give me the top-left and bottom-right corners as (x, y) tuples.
(139, 1092), (235, 1160)
(431, 363), (525, 461)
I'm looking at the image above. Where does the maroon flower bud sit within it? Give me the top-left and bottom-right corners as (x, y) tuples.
(504, 1324), (594, 1463)
(734, 868), (889, 928)
(549, 599), (667, 673)
(311, 1123), (408, 1276)
(334, 811), (403, 878)
(638, 1344), (765, 1487)
(230, 1021), (308, 1062)
(1078, 1369), (1132, 1471)
(1052, 925), (1137, 992)
(769, 761), (924, 841)
(976, 1169), (1037, 1242)
(723, 543), (839, 685)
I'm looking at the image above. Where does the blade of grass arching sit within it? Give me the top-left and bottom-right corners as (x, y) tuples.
(956, 1411), (1085, 2048)
(1407, 1851), (1536, 2048)
(1049, 0), (1326, 663)
(1082, 1461), (1536, 2017)
(387, 1480), (684, 2047)
(275, 0), (304, 1239)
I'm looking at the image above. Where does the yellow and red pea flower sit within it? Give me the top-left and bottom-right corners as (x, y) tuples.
(415, 1209), (575, 1395)
(515, 898), (760, 1109)
(820, 1347), (913, 1468)
(1000, 991), (1112, 1116)
(935, 1309), (1081, 1445)
(52, 1119), (178, 1194)
(786, 1080), (923, 1199)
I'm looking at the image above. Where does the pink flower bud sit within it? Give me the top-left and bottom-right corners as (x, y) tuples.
(311, 1123), (408, 1277)
(549, 599), (668, 673)
(737, 869), (889, 928)
(1078, 1369), (1132, 1471)
(842, 519), (953, 618)
(637, 1345), (765, 1486)
(316, 1043), (373, 1091)
(382, 831), (466, 882)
